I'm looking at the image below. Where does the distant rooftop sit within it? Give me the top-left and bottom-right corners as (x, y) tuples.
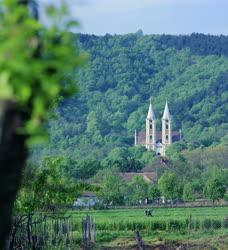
(120, 172), (157, 183)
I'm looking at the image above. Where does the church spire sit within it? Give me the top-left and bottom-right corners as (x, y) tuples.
(162, 99), (172, 152)
(146, 97), (156, 151)
(162, 99), (171, 120)
(147, 97), (155, 120)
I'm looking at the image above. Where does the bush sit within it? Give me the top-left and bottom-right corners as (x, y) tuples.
(223, 194), (228, 201)
(223, 217), (228, 228)
(96, 231), (119, 242)
(118, 221), (127, 231)
(166, 219), (186, 231)
(71, 221), (81, 232)
(201, 218), (212, 230)
(185, 217), (194, 230)
(211, 219), (221, 229)
(149, 220), (166, 231)
(193, 219), (201, 230)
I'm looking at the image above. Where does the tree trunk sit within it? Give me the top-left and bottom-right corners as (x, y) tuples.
(0, 100), (27, 249)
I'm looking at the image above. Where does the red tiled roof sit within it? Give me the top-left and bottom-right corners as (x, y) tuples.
(120, 172), (157, 183)
(136, 131), (180, 145)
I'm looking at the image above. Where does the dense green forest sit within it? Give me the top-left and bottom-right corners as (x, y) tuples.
(32, 33), (228, 163)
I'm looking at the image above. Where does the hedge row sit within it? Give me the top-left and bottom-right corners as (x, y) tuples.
(72, 217), (228, 232)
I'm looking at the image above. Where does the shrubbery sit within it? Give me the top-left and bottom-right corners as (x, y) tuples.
(71, 217), (226, 232)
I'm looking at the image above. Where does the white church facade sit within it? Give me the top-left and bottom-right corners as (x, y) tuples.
(134, 100), (181, 156)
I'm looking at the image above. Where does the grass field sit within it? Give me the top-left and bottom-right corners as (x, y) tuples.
(69, 206), (228, 248)
(71, 206), (228, 220)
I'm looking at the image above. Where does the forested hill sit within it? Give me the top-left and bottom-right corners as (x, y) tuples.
(37, 33), (228, 161)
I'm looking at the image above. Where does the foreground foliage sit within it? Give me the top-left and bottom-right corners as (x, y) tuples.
(0, 0), (85, 247)
(0, 0), (86, 143)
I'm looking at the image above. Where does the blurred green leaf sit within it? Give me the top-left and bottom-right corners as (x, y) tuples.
(0, 71), (13, 99)
(0, 0), (86, 144)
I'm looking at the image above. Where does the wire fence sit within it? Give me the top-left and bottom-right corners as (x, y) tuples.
(6, 214), (73, 249)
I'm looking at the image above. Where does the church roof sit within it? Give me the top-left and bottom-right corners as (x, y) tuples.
(156, 142), (163, 147)
(136, 131), (180, 145)
(162, 101), (171, 120)
(147, 102), (155, 120)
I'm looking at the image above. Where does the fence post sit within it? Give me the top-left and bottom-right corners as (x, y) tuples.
(187, 214), (192, 248)
(82, 218), (86, 243)
(82, 216), (95, 248)
(135, 229), (145, 250)
(87, 215), (91, 241)
(90, 217), (95, 243)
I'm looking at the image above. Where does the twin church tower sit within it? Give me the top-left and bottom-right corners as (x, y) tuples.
(134, 99), (181, 156)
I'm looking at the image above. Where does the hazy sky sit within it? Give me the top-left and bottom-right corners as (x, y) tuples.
(42, 0), (228, 35)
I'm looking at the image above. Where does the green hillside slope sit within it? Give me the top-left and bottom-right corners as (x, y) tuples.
(36, 33), (228, 161)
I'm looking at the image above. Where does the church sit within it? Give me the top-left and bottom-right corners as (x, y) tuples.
(134, 100), (181, 156)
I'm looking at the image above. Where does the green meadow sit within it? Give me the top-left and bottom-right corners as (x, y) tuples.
(71, 206), (228, 220)
(69, 206), (228, 247)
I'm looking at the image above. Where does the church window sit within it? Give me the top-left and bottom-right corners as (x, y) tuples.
(166, 135), (169, 140)
(166, 123), (169, 129)
(150, 124), (153, 129)
(150, 135), (153, 140)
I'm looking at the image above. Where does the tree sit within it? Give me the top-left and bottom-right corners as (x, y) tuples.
(148, 185), (161, 202)
(191, 178), (204, 194)
(141, 150), (156, 165)
(0, 1), (85, 246)
(128, 176), (149, 205)
(102, 147), (144, 172)
(166, 142), (188, 162)
(183, 182), (195, 202)
(97, 168), (126, 206)
(11, 159), (83, 249)
(62, 158), (103, 181)
(203, 171), (226, 205)
(15, 159), (79, 214)
(158, 172), (182, 202)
